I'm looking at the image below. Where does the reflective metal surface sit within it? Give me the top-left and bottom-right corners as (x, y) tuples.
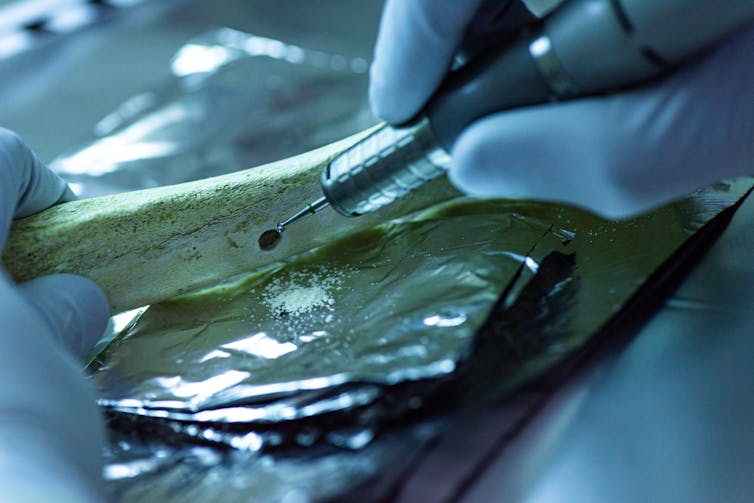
(0, 0), (151, 62)
(458, 191), (754, 503)
(91, 178), (753, 502)
(529, 34), (580, 97)
(93, 200), (571, 421)
(322, 118), (451, 216)
(50, 26), (374, 198)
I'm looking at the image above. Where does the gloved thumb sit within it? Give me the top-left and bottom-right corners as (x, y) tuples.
(19, 274), (109, 358)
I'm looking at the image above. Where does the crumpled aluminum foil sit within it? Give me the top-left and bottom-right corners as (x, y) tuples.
(96, 179), (754, 503)
(50, 27), (374, 198)
(94, 201), (573, 422)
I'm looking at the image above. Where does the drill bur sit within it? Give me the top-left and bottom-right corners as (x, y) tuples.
(276, 196), (329, 234)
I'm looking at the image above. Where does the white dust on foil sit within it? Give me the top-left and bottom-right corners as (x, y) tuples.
(257, 266), (348, 335)
(265, 282), (333, 316)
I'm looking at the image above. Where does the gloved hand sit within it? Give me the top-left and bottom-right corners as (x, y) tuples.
(0, 129), (109, 502)
(369, 0), (754, 219)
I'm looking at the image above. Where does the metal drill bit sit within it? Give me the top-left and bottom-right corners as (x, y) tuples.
(275, 196), (329, 233)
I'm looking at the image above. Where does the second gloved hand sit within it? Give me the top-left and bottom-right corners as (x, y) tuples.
(369, 0), (754, 219)
(0, 129), (110, 503)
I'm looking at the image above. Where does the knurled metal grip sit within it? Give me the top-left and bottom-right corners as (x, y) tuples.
(321, 119), (452, 216)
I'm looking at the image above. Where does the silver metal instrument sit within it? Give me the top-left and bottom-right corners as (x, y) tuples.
(275, 0), (754, 233)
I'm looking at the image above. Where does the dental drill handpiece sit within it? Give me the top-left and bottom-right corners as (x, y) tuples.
(276, 0), (754, 232)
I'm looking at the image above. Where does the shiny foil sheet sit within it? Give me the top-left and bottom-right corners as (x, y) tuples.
(50, 27), (374, 198)
(94, 201), (574, 421)
(94, 180), (753, 502)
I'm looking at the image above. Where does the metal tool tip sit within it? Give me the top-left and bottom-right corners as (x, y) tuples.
(274, 197), (330, 236)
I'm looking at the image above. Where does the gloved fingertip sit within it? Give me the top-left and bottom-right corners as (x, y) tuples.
(0, 128), (71, 219)
(19, 274), (110, 358)
(448, 116), (530, 199)
(369, 0), (486, 126)
(368, 79), (419, 125)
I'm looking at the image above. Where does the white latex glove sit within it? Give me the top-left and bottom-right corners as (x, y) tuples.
(0, 129), (109, 502)
(370, 1), (754, 219)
